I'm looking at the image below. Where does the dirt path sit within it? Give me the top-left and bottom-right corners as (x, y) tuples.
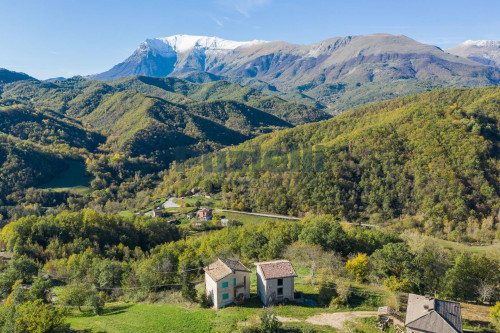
(277, 311), (378, 329)
(306, 311), (377, 329)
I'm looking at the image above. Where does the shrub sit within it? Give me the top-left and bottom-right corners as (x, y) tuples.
(260, 308), (281, 333)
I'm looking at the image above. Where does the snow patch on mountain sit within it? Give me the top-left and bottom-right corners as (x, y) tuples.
(461, 40), (500, 47)
(142, 34), (268, 56)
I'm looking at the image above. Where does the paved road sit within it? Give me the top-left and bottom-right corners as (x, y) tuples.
(162, 197), (180, 209)
(216, 209), (301, 220)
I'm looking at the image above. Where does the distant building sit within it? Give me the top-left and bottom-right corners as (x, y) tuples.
(255, 260), (298, 306)
(198, 208), (213, 220)
(221, 218), (229, 227)
(166, 219), (180, 225)
(204, 258), (251, 309)
(152, 208), (163, 218)
(186, 213), (193, 219)
(405, 294), (463, 333)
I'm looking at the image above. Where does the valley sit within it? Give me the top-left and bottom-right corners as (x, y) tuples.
(0, 23), (499, 333)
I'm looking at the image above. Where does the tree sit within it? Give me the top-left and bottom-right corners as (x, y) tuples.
(370, 243), (415, 281)
(58, 283), (91, 311)
(443, 253), (499, 300)
(285, 242), (343, 285)
(29, 276), (52, 303)
(490, 302), (500, 331)
(14, 299), (67, 333)
(299, 215), (349, 255)
(242, 232), (268, 260)
(330, 281), (352, 308)
(346, 253), (370, 282)
(181, 272), (198, 303)
(317, 282), (337, 307)
(87, 292), (105, 315)
(383, 276), (413, 293)
(477, 281), (496, 304)
(260, 308), (282, 333)
(10, 255), (39, 283)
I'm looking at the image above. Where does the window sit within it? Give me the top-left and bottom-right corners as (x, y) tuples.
(222, 293), (229, 300)
(233, 278), (236, 286)
(278, 288), (283, 296)
(222, 281), (228, 288)
(277, 278), (283, 286)
(244, 276), (246, 288)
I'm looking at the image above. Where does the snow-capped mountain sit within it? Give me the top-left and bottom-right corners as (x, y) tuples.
(447, 40), (500, 68)
(94, 35), (268, 79)
(92, 34), (500, 111)
(144, 35), (267, 54)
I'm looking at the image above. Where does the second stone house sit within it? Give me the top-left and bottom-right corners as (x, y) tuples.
(255, 260), (298, 306)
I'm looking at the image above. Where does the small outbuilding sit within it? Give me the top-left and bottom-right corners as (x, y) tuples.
(204, 258), (251, 309)
(255, 260), (298, 306)
(152, 208), (163, 218)
(405, 294), (463, 333)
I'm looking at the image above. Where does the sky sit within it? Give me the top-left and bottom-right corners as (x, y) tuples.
(1, 0), (499, 79)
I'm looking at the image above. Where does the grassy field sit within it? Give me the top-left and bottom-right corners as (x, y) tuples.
(38, 159), (92, 195)
(176, 197), (224, 209)
(217, 211), (293, 225)
(432, 238), (500, 259)
(66, 301), (340, 333)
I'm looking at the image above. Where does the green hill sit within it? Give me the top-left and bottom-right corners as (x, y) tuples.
(0, 69), (319, 195)
(0, 68), (35, 85)
(0, 103), (104, 150)
(160, 87), (500, 238)
(0, 134), (67, 201)
(108, 76), (330, 125)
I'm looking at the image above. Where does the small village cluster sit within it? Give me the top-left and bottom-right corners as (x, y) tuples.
(204, 258), (464, 333)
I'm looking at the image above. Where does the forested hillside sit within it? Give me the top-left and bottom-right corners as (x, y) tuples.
(160, 87), (500, 240)
(0, 70), (325, 207)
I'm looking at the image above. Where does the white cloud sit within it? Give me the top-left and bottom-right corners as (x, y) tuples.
(215, 0), (272, 17)
(210, 15), (224, 27)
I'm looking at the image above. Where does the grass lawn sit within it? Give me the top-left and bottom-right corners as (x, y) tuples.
(176, 197), (223, 209)
(39, 160), (92, 194)
(66, 301), (338, 332)
(217, 212), (291, 225)
(432, 238), (500, 259)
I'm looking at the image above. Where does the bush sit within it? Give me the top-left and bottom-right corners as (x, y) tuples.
(14, 299), (68, 332)
(490, 302), (500, 331)
(87, 292), (105, 315)
(317, 282), (337, 307)
(199, 292), (212, 308)
(260, 308), (281, 333)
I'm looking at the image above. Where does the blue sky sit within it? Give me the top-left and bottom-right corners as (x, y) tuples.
(1, 0), (499, 79)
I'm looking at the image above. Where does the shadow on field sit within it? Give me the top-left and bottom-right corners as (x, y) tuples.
(101, 304), (134, 316)
(70, 304), (134, 319)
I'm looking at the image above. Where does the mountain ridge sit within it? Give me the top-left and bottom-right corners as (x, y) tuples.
(92, 33), (500, 113)
(448, 40), (500, 68)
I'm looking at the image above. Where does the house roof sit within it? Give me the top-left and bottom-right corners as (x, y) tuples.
(254, 260), (298, 280)
(405, 294), (462, 333)
(204, 258), (251, 282)
(199, 208), (212, 213)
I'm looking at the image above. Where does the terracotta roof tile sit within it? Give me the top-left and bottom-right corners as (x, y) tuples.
(204, 258), (250, 282)
(255, 260), (297, 280)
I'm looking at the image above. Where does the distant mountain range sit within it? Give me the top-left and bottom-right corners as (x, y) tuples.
(92, 34), (500, 112)
(447, 40), (500, 68)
